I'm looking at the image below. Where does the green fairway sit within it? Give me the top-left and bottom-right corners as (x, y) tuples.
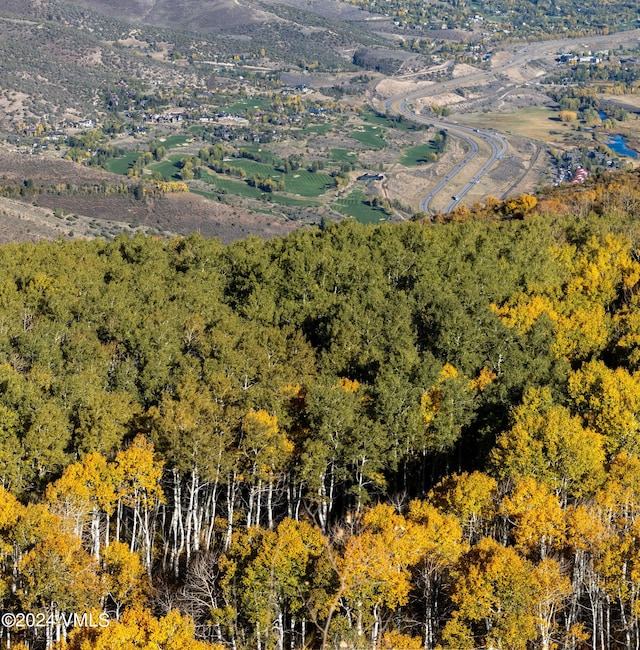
(330, 149), (358, 163)
(401, 143), (437, 166)
(300, 123), (334, 135)
(159, 134), (190, 149)
(361, 111), (414, 131)
(333, 190), (390, 225)
(198, 172), (323, 206)
(217, 159), (335, 197)
(105, 151), (141, 175)
(203, 175), (264, 198)
(350, 125), (387, 149)
(148, 155), (184, 180)
(238, 146), (280, 165)
(283, 170), (335, 196)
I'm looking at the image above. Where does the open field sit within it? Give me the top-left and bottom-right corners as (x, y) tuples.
(218, 98), (271, 114)
(455, 108), (568, 144)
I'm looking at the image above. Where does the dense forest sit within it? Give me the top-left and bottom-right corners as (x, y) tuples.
(3, 173), (640, 649)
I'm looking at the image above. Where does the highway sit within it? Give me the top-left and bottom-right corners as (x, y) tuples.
(382, 28), (640, 214)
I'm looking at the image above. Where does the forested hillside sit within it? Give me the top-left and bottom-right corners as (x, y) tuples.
(3, 173), (640, 649)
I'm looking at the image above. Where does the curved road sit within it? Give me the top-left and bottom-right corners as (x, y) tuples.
(382, 28), (640, 214)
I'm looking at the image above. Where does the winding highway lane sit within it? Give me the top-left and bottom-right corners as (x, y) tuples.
(382, 28), (640, 214)
(384, 94), (506, 214)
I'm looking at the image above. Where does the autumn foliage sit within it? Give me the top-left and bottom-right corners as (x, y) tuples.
(4, 172), (640, 647)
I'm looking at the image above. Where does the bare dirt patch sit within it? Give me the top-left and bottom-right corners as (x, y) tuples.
(414, 92), (466, 110)
(30, 192), (297, 243)
(374, 79), (433, 99)
(452, 63), (480, 78)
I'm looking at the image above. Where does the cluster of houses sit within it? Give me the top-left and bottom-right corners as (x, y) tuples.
(21, 118), (96, 139)
(551, 148), (617, 186)
(556, 50), (609, 65)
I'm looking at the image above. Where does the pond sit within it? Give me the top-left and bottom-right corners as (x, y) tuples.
(606, 134), (638, 159)
(598, 111), (638, 158)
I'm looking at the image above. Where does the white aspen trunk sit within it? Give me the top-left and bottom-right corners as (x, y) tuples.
(318, 472), (327, 532)
(144, 506), (152, 572)
(105, 512), (110, 550)
(372, 604), (380, 648)
(130, 500), (138, 553)
(186, 468), (198, 565)
(226, 472), (237, 550)
(193, 481), (204, 555)
(205, 482), (218, 551)
(267, 479), (274, 530)
(355, 456), (366, 514)
(247, 484), (255, 529)
(294, 483), (302, 522)
(277, 610), (284, 650)
(91, 510), (100, 560)
(328, 463), (335, 527)
(256, 478), (263, 528)
(116, 499), (122, 542)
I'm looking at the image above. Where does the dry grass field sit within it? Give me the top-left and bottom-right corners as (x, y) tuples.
(455, 108), (570, 144)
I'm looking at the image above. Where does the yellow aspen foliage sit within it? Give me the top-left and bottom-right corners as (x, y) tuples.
(492, 387), (606, 499)
(46, 452), (117, 522)
(469, 366), (496, 392)
(565, 503), (607, 553)
(492, 233), (640, 361)
(13, 502), (62, 551)
(114, 435), (164, 508)
(58, 607), (224, 650)
(501, 477), (566, 558)
(407, 500), (467, 564)
(0, 485), (22, 598)
(504, 193), (537, 217)
(156, 181), (189, 193)
(102, 541), (150, 616)
(568, 360), (640, 455)
(440, 363), (458, 379)
(18, 530), (103, 612)
(559, 110), (578, 121)
(491, 294), (558, 335)
(427, 472), (497, 543)
(532, 558), (572, 650)
(595, 452), (640, 523)
(337, 503), (437, 624)
(379, 631), (423, 649)
(241, 410), (293, 479)
(0, 483), (22, 533)
(443, 537), (538, 650)
(230, 519), (326, 642)
(337, 377), (360, 393)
